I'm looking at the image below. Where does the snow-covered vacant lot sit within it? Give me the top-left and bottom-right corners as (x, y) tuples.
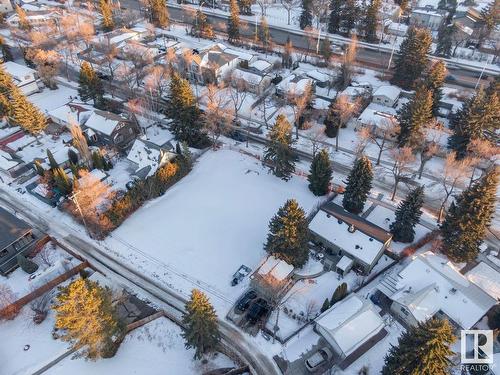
(46, 317), (235, 375)
(107, 148), (320, 310)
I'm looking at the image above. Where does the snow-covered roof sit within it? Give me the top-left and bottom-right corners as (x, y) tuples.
(127, 139), (161, 176)
(357, 103), (397, 126)
(373, 85), (401, 101)
(257, 256), (294, 281)
(2, 61), (36, 82)
(341, 86), (368, 99)
(232, 69), (264, 85)
(224, 48), (254, 62)
(84, 110), (126, 136)
(249, 59), (271, 72)
(48, 102), (93, 126)
(0, 149), (20, 171)
(378, 252), (497, 329)
(316, 294), (385, 357)
(276, 74), (313, 96)
(309, 203), (391, 266)
(337, 256), (354, 272)
(466, 262), (500, 300)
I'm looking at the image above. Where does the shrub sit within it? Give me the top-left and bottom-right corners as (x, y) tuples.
(17, 254), (39, 274)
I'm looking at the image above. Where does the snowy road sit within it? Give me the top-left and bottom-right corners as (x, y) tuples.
(0, 189), (282, 375)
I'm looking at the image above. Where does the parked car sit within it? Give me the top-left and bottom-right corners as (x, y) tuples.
(235, 290), (257, 313)
(246, 298), (269, 324)
(305, 347), (333, 372)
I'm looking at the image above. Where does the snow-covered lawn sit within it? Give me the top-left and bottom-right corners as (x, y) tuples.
(46, 317), (236, 375)
(0, 308), (69, 375)
(106, 148), (320, 311)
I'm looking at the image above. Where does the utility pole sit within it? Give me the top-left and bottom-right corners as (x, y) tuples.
(70, 191), (92, 239)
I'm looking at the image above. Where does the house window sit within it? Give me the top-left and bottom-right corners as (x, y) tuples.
(400, 307), (409, 316)
(13, 235), (32, 250)
(0, 249), (8, 258)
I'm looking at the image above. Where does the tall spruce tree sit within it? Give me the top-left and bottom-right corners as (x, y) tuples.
(148, 0), (169, 27)
(424, 61), (447, 116)
(192, 10), (214, 39)
(340, 0), (359, 35)
(440, 167), (499, 263)
(435, 23), (453, 57)
(391, 26), (432, 89)
(382, 317), (455, 375)
(264, 199), (309, 267)
(47, 149), (59, 170)
(258, 16), (271, 48)
(397, 86), (433, 148)
(78, 61), (104, 107)
(264, 114), (297, 181)
(328, 0), (342, 33)
(342, 155), (373, 214)
(0, 64), (15, 117)
(53, 278), (123, 360)
(227, 0), (240, 44)
(181, 289), (220, 360)
(299, 0), (313, 29)
(362, 0), (381, 42)
(99, 0), (114, 31)
(238, 0), (252, 14)
(308, 149), (333, 196)
(282, 37), (293, 68)
(390, 186), (424, 243)
(10, 87), (46, 134)
(166, 72), (208, 148)
(448, 89), (499, 158)
(54, 167), (72, 195)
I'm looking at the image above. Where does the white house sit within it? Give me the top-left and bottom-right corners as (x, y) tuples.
(356, 103), (397, 130)
(372, 85), (401, 107)
(315, 294), (387, 368)
(377, 252), (497, 329)
(466, 262), (500, 301)
(232, 68), (271, 95)
(309, 202), (392, 274)
(410, 8), (446, 30)
(2, 62), (42, 96)
(275, 74), (314, 98)
(48, 102), (94, 129)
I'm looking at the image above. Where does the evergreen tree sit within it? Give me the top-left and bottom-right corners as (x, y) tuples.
(282, 37), (293, 69)
(478, 0), (498, 44)
(382, 317), (455, 375)
(53, 167), (72, 195)
(0, 65), (15, 118)
(53, 279), (123, 360)
(390, 186), (424, 243)
(340, 0), (359, 35)
(319, 38), (332, 63)
(263, 114), (297, 181)
(258, 16), (271, 49)
(92, 150), (105, 170)
(424, 61), (447, 116)
(181, 289), (220, 359)
(440, 167), (498, 263)
(16, 254), (39, 274)
(362, 0), (381, 42)
(308, 149), (333, 196)
(320, 298), (330, 313)
(391, 26), (432, 90)
(78, 62), (104, 106)
(331, 282), (347, 304)
(0, 36), (13, 62)
(68, 149), (79, 165)
(328, 0), (342, 33)
(299, 0), (313, 29)
(324, 100), (340, 137)
(448, 89), (499, 158)
(166, 72), (208, 148)
(435, 23), (453, 57)
(227, 0), (240, 44)
(264, 199), (309, 267)
(34, 160), (45, 176)
(99, 0), (114, 31)
(47, 149), (59, 170)
(192, 10), (214, 39)
(148, 0), (169, 28)
(397, 86), (433, 148)
(342, 156), (373, 214)
(10, 81), (46, 134)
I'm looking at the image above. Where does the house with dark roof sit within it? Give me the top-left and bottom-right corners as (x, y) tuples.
(309, 202), (392, 274)
(0, 207), (36, 275)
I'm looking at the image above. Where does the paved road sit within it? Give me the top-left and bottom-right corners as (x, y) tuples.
(0, 190), (281, 375)
(119, 0), (496, 88)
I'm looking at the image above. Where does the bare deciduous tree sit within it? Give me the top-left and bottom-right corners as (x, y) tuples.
(227, 75), (249, 119)
(437, 152), (471, 222)
(389, 146), (416, 201)
(309, 124), (326, 156)
(203, 83), (233, 147)
(364, 117), (399, 165)
(288, 82), (313, 139)
(26, 49), (61, 89)
(38, 243), (56, 267)
(339, 35), (358, 89)
(466, 138), (499, 187)
(124, 40), (154, 86)
(331, 94), (360, 151)
(0, 284), (18, 320)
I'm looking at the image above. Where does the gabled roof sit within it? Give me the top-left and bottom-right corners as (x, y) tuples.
(257, 255), (294, 281)
(378, 252), (497, 329)
(0, 207), (31, 250)
(84, 110), (128, 136)
(373, 85), (401, 101)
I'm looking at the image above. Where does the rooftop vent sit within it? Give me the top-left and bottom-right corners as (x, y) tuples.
(348, 225), (356, 233)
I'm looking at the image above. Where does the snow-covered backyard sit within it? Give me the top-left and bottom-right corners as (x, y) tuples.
(106, 148), (321, 311)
